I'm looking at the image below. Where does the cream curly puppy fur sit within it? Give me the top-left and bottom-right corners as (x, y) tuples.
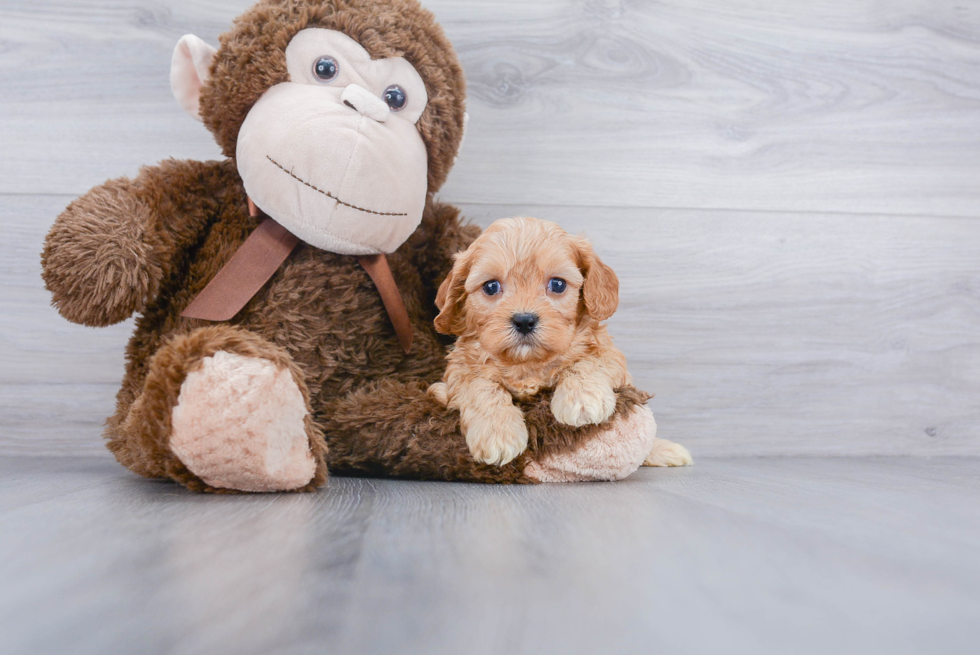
(430, 217), (691, 468)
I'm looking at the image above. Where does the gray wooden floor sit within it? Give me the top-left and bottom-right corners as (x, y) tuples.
(1, 456), (978, 655)
(2, 0), (980, 652)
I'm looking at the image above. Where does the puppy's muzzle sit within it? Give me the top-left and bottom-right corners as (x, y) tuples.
(511, 312), (538, 336)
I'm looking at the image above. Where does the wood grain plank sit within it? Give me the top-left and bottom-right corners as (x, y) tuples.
(0, 456), (978, 655)
(1, 1), (979, 216)
(5, 194), (979, 456)
(438, 0), (980, 216)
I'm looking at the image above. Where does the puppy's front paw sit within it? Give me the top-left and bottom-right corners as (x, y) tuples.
(464, 406), (529, 466)
(643, 439), (693, 467)
(552, 378), (617, 427)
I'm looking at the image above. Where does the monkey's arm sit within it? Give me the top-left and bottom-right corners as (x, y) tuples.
(322, 380), (653, 483)
(323, 379), (532, 482)
(41, 159), (236, 327)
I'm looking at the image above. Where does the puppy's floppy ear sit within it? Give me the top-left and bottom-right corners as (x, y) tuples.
(572, 236), (619, 321)
(434, 250), (471, 335)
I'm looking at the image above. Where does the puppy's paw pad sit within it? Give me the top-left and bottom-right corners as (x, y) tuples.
(551, 382), (616, 427)
(465, 410), (529, 466)
(643, 439), (693, 467)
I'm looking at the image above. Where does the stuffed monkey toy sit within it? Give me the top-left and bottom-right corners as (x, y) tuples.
(41, 0), (680, 493)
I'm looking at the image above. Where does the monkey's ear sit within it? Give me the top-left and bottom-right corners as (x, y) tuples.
(170, 35), (217, 121)
(434, 252), (471, 335)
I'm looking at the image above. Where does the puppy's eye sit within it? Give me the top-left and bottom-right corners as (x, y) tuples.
(548, 278), (567, 294)
(313, 56), (339, 82)
(482, 280), (501, 296)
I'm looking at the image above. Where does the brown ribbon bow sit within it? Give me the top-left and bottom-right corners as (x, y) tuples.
(181, 198), (413, 354)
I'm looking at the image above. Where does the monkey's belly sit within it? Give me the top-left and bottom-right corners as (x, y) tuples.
(232, 248), (432, 398)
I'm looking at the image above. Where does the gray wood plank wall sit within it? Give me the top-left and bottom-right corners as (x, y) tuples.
(1, 0), (978, 456)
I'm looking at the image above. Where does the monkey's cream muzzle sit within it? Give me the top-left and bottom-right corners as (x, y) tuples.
(235, 28), (430, 256)
(236, 81), (428, 255)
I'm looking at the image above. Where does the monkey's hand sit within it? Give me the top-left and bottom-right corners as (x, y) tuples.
(41, 177), (164, 327)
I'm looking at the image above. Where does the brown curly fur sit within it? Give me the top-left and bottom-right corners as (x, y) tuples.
(40, 0), (650, 492)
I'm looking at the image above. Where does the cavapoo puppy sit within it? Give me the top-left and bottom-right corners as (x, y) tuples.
(429, 216), (637, 466)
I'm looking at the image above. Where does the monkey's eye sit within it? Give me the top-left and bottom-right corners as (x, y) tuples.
(383, 85), (407, 111)
(482, 280), (501, 296)
(548, 278), (567, 294)
(313, 56), (339, 82)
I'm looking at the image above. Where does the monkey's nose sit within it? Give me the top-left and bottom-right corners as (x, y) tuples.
(341, 84), (388, 123)
(512, 313), (538, 335)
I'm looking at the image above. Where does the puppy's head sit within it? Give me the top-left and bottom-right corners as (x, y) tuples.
(434, 217), (619, 363)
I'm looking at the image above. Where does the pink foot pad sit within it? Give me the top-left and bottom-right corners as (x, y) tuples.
(170, 351), (316, 492)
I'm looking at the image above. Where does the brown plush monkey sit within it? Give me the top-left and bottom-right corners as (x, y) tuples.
(41, 0), (672, 493)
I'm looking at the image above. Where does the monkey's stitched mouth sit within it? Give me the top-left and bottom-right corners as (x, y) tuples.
(265, 155), (408, 217)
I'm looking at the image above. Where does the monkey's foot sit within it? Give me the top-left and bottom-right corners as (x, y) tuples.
(170, 351), (316, 492)
(524, 405), (658, 482)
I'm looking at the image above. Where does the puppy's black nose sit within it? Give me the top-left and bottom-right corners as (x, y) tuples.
(512, 312), (538, 335)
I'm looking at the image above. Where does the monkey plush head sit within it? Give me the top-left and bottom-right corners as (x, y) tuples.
(170, 0), (466, 255)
